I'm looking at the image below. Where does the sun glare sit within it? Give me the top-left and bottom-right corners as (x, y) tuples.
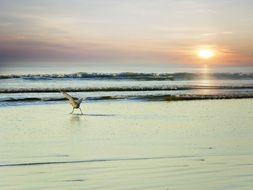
(198, 49), (214, 59)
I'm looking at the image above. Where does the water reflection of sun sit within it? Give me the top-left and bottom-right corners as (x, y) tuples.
(200, 66), (212, 85)
(200, 65), (212, 84)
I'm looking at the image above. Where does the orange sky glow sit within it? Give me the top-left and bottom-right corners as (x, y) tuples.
(0, 0), (253, 66)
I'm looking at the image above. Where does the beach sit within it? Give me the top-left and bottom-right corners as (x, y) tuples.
(0, 99), (253, 190)
(1, 0), (253, 189)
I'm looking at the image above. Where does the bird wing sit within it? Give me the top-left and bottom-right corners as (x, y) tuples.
(77, 98), (83, 105)
(62, 92), (77, 106)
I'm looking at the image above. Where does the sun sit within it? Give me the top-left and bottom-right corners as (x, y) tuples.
(197, 49), (214, 59)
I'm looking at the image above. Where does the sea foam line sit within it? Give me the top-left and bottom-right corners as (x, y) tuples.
(0, 72), (253, 80)
(1, 94), (253, 104)
(1, 85), (253, 93)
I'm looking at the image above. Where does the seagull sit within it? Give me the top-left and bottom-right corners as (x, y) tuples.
(62, 91), (84, 114)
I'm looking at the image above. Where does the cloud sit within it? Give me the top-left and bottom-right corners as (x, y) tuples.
(0, 0), (253, 65)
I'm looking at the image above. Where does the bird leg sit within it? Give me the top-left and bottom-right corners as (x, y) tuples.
(79, 108), (83, 115)
(70, 108), (74, 114)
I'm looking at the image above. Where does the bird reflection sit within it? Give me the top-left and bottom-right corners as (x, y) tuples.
(70, 115), (81, 126)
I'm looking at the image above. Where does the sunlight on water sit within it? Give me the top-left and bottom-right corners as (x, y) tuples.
(0, 64), (253, 106)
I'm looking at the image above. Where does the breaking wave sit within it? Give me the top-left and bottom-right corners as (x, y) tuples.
(1, 72), (253, 106)
(1, 85), (253, 93)
(1, 72), (253, 81)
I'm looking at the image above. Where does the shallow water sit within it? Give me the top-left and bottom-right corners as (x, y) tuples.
(0, 99), (253, 189)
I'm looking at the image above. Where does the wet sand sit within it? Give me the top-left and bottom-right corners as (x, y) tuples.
(0, 99), (253, 190)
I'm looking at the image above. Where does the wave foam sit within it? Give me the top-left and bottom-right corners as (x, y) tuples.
(1, 85), (253, 93)
(1, 72), (253, 81)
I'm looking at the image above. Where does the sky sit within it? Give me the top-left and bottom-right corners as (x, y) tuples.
(0, 0), (253, 66)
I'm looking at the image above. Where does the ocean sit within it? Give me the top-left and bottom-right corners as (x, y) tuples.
(0, 64), (253, 106)
(1, 65), (253, 190)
